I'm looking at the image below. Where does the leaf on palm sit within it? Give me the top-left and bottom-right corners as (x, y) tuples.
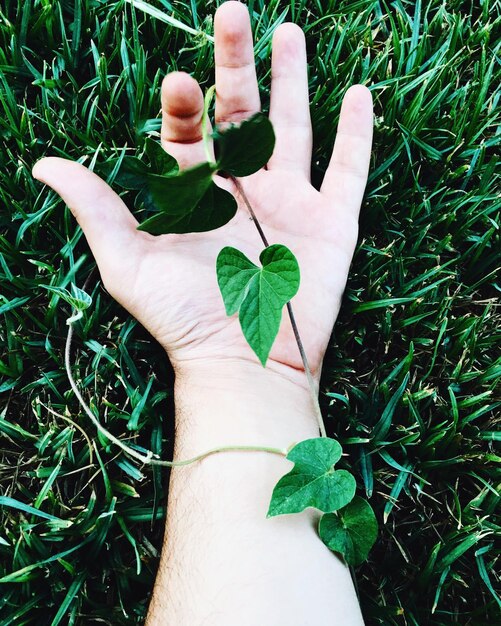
(137, 180), (237, 235)
(213, 112), (275, 176)
(216, 244), (300, 366)
(144, 137), (178, 174)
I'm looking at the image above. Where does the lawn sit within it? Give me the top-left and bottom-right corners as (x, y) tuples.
(0, 0), (500, 624)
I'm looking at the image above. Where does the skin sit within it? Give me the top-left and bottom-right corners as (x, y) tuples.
(32, 2), (373, 624)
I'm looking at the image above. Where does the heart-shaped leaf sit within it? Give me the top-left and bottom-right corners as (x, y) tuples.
(214, 112), (275, 176)
(216, 244), (300, 366)
(318, 497), (378, 566)
(267, 438), (357, 517)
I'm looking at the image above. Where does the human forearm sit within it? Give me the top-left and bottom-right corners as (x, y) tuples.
(30, 1), (373, 620)
(146, 360), (364, 626)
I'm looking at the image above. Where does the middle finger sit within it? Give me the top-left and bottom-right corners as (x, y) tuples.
(214, 2), (261, 126)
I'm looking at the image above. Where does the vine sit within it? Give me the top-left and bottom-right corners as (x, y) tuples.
(49, 92), (378, 567)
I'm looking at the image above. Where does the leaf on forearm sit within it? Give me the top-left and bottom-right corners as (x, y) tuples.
(214, 112), (275, 176)
(318, 497), (378, 566)
(267, 438), (356, 517)
(216, 244), (300, 366)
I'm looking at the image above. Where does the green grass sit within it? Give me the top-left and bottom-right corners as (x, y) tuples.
(1, 0), (500, 623)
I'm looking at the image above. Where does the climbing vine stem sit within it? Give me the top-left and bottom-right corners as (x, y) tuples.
(64, 319), (286, 467)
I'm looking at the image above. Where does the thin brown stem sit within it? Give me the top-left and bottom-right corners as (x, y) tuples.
(230, 175), (327, 438)
(231, 175), (270, 247)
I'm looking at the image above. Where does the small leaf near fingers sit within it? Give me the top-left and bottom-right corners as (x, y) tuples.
(267, 438), (357, 517)
(318, 497), (378, 566)
(143, 163), (216, 216)
(216, 244), (300, 366)
(137, 182), (237, 235)
(214, 113), (275, 176)
(143, 137), (178, 175)
(98, 140), (177, 192)
(99, 156), (150, 190)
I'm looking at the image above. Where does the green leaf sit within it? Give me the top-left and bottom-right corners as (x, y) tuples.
(99, 155), (150, 190)
(43, 284), (92, 312)
(143, 137), (178, 174)
(217, 244), (300, 366)
(42, 284), (92, 324)
(216, 247), (261, 315)
(267, 438), (357, 517)
(141, 162), (216, 215)
(102, 116), (274, 236)
(318, 497), (378, 566)
(99, 139), (177, 190)
(137, 178), (237, 234)
(214, 112), (275, 176)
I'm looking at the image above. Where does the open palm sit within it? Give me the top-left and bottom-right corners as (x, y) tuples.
(32, 2), (373, 383)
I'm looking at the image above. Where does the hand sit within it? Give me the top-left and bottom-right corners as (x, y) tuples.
(32, 1), (373, 384)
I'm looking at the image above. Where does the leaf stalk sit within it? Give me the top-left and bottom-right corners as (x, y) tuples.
(202, 84), (216, 164)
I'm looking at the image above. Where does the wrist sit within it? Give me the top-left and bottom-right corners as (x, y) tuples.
(172, 353), (321, 394)
(171, 357), (321, 457)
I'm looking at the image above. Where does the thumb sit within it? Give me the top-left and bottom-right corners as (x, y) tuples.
(32, 156), (141, 286)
